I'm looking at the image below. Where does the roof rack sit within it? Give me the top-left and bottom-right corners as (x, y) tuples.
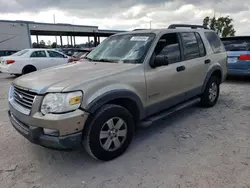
(133, 29), (149, 31)
(168, 24), (208, 29)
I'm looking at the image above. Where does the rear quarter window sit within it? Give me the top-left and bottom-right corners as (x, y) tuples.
(221, 38), (250, 51)
(205, 32), (225, 53)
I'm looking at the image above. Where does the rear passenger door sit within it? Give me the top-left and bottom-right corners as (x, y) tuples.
(47, 50), (68, 67)
(179, 32), (208, 98)
(30, 50), (50, 70)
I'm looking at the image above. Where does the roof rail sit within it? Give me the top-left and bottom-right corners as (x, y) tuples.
(168, 24), (208, 29)
(133, 29), (149, 31)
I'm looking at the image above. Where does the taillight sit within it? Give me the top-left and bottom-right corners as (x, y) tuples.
(6, 60), (15, 64)
(238, 55), (250, 61)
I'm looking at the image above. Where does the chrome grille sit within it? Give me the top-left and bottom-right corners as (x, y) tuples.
(13, 87), (36, 110)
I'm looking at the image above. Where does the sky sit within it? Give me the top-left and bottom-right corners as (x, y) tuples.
(0, 0), (249, 44)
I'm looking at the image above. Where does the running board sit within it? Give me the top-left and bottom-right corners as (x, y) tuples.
(139, 97), (201, 127)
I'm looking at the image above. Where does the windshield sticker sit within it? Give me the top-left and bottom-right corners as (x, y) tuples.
(130, 36), (149, 41)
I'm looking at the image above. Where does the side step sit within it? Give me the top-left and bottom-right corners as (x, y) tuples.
(139, 97), (201, 127)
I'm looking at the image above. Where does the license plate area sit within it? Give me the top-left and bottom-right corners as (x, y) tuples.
(228, 57), (238, 64)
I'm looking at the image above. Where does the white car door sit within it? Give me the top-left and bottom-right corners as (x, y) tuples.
(30, 50), (50, 70)
(47, 50), (68, 67)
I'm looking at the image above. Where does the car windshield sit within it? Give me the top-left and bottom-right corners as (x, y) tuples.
(222, 38), (250, 51)
(86, 33), (155, 64)
(11, 49), (29, 56)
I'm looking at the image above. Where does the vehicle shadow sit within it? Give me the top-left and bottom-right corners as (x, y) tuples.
(0, 74), (17, 80)
(225, 76), (250, 84)
(29, 106), (200, 174)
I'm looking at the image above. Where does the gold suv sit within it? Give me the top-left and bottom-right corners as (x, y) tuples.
(8, 24), (227, 161)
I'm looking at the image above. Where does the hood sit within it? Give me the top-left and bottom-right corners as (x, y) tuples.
(13, 60), (139, 94)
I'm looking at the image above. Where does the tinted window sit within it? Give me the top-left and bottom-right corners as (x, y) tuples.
(195, 33), (206, 56)
(47, 51), (64, 58)
(221, 38), (250, 51)
(154, 33), (181, 64)
(30, 51), (47, 58)
(180, 32), (200, 60)
(205, 32), (225, 53)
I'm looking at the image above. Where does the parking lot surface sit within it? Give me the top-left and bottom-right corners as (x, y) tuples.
(1, 73), (250, 188)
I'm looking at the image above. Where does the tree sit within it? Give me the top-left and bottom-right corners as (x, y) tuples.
(39, 40), (46, 48)
(203, 16), (236, 37)
(32, 42), (39, 48)
(47, 40), (51, 47)
(51, 42), (57, 48)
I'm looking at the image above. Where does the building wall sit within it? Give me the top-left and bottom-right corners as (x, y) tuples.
(0, 21), (31, 51)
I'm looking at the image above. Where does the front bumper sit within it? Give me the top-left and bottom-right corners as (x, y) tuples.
(8, 100), (89, 149)
(9, 111), (82, 149)
(228, 68), (250, 76)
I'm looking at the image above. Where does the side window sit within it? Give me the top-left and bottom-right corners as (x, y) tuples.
(47, 51), (65, 58)
(180, 32), (200, 60)
(30, 51), (47, 58)
(195, 33), (206, 57)
(205, 32), (225, 53)
(154, 33), (181, 64)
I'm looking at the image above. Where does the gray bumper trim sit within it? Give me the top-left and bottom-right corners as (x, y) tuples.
(9, 111), (82, 150)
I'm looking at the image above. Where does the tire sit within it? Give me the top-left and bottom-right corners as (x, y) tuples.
(22, 65), (37, 75)
(83, 104), (134, 161)
(200, 76), (220, 107)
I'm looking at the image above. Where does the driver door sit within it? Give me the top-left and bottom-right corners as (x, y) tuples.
(145, 32), (188, 115)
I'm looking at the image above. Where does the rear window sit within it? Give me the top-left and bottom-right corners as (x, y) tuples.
(221, 38), (250, 51)
(205, 32), (225, 53)
(11, 50), (29, 57)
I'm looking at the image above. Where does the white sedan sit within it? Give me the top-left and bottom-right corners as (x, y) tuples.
(0, 49), (69, 75)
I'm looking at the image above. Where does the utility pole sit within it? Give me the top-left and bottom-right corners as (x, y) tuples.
(149, 21), (152, 29)
(53, 14), (57, 46)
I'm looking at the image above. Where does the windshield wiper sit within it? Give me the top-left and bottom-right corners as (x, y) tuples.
(97, 59), (117, 63)
(84, 57), (94, 61)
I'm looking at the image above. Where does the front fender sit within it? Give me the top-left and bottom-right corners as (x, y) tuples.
(85, 89), (146, 119)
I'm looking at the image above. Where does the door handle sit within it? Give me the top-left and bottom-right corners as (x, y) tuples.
(176, 66), (185, 72)
(205, 59), (211, 64)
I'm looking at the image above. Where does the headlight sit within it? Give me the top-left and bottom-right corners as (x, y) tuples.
(41, 91), (82, 115)
(9, 85), (14, 101)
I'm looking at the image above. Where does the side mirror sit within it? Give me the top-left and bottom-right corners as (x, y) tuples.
(152, 55), (169, 68)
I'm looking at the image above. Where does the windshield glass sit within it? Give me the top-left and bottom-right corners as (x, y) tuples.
(222, 38), (250, 51)
(86, 33), (155, 63)
(11, 49), (29, 56)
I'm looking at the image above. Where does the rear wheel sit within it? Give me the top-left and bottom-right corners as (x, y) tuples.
(200, 76), (220, 107)
(22, 65), (37, 75)
(83, 104), (134, 161)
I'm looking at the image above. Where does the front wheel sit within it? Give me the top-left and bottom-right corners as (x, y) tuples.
(83, 104), (134, 161)
(200, 76), (220, 107)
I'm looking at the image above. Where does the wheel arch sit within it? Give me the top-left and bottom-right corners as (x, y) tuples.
(22, 64), (37, 73)
(85, 90), (146, 122)
(202, 66), (222, 93)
